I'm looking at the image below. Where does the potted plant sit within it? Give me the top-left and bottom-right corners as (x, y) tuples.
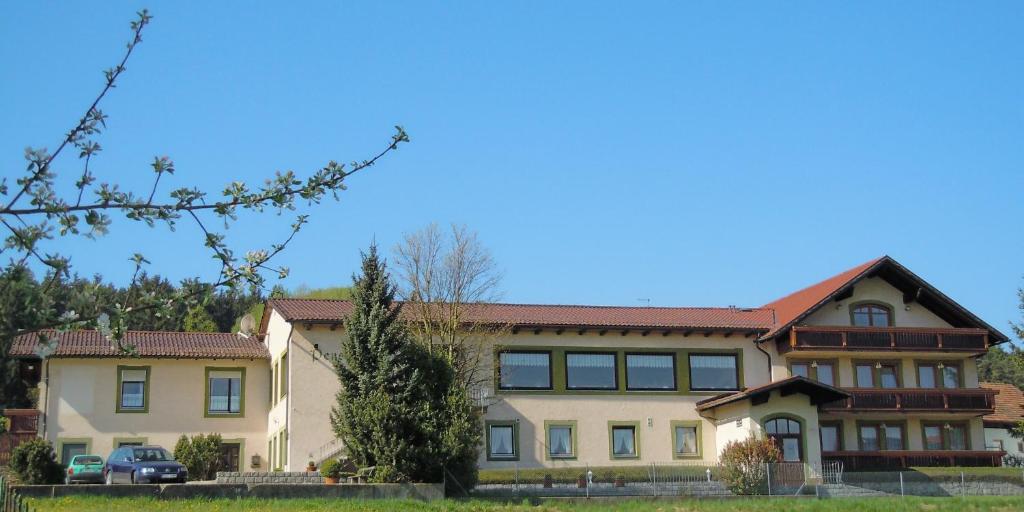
(614, 474), (626, 487)
(320, 459), (343, 484)
(543, 474), (553, 488)
(306, 460), (317, 472)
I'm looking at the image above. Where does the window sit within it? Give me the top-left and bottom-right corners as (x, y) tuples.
(790, 361), (836, 386)
(220, 442), (241, 472)
(688, 354), (739, 391)
(859, 423), (904, 451)
(206, 367), (245, 416)
(115, 437), (147, 448)
(764, 417), (803, 462)
(856, 364), (874, 388)
(625, 353), (676, 390)
(851, 303), (891, 327)
(856, 362), (900, 388)
(610, 424), (638, 459)
(820, 423), (841, 452)
(565, 352), (617, 390)
(993, 439), (1005, 452)
(918, 362), (961, 389)
(923, 423), (969, 450)
(498, 351), (552, 390)
(279, 351), (288, 399)
(791, 362), (809, 378)
(545, 421), (576, 459)
(116, 366), (150, 413)
(486, 421), (518, 460)
(272, 361), (278, 405)
(672, 421), (700, 458)
(58, 440), (89, 464)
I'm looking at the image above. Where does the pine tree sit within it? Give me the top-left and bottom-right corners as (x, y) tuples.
(329, 245), (428, 481)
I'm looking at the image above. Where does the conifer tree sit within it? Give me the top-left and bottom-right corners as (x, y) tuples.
(330, 245), (427, 481)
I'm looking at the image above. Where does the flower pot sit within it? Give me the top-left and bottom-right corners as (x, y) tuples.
(543, 475), (553, 488)
(324, 477), (339, 484)
(306, 465), (317, 472)
(614, 477), (625, 487)
(576, 477), (587, 488)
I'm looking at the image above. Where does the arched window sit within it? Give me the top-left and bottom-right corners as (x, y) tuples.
(851, 303), (891, 327)
(764, 417), (803, 462)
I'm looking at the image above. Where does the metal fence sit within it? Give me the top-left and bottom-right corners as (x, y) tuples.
(470, 461), (1024, 499)
(0, 475), (33, 512)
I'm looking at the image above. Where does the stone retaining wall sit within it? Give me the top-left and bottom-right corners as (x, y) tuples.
(13, 483), (444, 501)
(216, 471), (323, 484)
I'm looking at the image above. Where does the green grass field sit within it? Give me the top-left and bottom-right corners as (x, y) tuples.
(26, 496), (1024, 512)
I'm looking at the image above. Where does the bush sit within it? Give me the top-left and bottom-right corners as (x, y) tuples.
(172, 433), (223, 481)
(719, 435), (780, 495)
(319, 459), (345, 479)
(9, 439), (63, 484)
(1002, 454), (1024, 468)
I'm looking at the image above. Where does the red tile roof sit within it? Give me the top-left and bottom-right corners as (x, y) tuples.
(760, 257), (885, 339)
(981, 382), (1024, 427)
(267, 298), (775, 331)
(10, 330), (269, 360)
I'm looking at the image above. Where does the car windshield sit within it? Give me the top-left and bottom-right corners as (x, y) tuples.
(75, 456), (103, 465)
(132, 448), (172, 462)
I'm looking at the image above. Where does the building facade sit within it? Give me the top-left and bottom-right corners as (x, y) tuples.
(981, 382), (1024, 460)
(12, 256), (1009, 472)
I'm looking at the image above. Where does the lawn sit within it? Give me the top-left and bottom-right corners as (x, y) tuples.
(26, 496), (1024, 512)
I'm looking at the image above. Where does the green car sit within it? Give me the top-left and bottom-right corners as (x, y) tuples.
(65, 454), (105, 484)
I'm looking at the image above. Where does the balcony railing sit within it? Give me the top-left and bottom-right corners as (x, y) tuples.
(782, 326), (988, 354)
(820, 388), (996, 414)
(823, 450), (1003, 470)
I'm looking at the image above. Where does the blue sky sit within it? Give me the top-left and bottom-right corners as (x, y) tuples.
(2, 2), (1022, 344)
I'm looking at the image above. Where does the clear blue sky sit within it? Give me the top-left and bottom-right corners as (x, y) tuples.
(2, 2), (1022, 343)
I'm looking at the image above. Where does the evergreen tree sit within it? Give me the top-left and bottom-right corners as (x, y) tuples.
(330, 245), (428, 481)
(183, 305), (218, 332)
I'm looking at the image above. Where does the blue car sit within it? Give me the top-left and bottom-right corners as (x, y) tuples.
(103, 445), (188, 484)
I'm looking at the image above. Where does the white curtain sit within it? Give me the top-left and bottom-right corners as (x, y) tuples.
(690, 355), (735, 369)
(627, 354), (673, 368)
(567, 353), (614, 368)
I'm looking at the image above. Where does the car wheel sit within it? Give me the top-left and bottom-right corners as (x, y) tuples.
(104, 471), (113, 485)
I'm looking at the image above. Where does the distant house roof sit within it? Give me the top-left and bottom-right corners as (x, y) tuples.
(981, 382), (1024, 428)
(10, 330), (269, 360)
(695, 376), (849, 412)
(264, 298), (775, 332)
(759, 256), (1009, 344)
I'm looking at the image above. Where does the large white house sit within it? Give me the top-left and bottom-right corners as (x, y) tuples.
(12, 256), (1010, 472)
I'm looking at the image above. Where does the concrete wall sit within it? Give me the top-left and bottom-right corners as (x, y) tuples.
(39, 357), (269, 469)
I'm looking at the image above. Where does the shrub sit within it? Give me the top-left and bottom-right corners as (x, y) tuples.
(719, 435), (780, 495)
(172, 433), (223, 481)
(9, 439), (63, 484)
(319, 459), (345, 479)
(1003, 454), (1024, 468)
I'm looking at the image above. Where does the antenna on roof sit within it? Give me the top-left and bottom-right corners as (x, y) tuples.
(637, 299), (651, 306)
(239, 314), (256, 336)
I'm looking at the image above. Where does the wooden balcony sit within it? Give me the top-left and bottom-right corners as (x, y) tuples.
(820, 388), (996, 414)
(823, 450), (1004, 470)
(781, 326), (988, 354)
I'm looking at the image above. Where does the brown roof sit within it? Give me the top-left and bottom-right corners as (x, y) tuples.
(761, 257), (884, 339)
(10, 330), (269, 360)
(981, 382), (1024, 427)
(695, 376), (850, 412)
(266, 298), (775, 331)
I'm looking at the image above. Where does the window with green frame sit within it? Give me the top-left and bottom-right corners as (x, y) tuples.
(858, 422), (905, 451)
(671, 421), (701, 458)
(279, 351), (289, 399)
(916, 361), (961, 389)
(486, 421), (519, 461)
(206, 367), (245, 417)
(854, 361), (901, 389)
(923, 422), (969, 450)
(609, 422), (640, 459)
(545, 421), (577, 459)
(789, 360), (837, 387)
(116, 366), (150, 413)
